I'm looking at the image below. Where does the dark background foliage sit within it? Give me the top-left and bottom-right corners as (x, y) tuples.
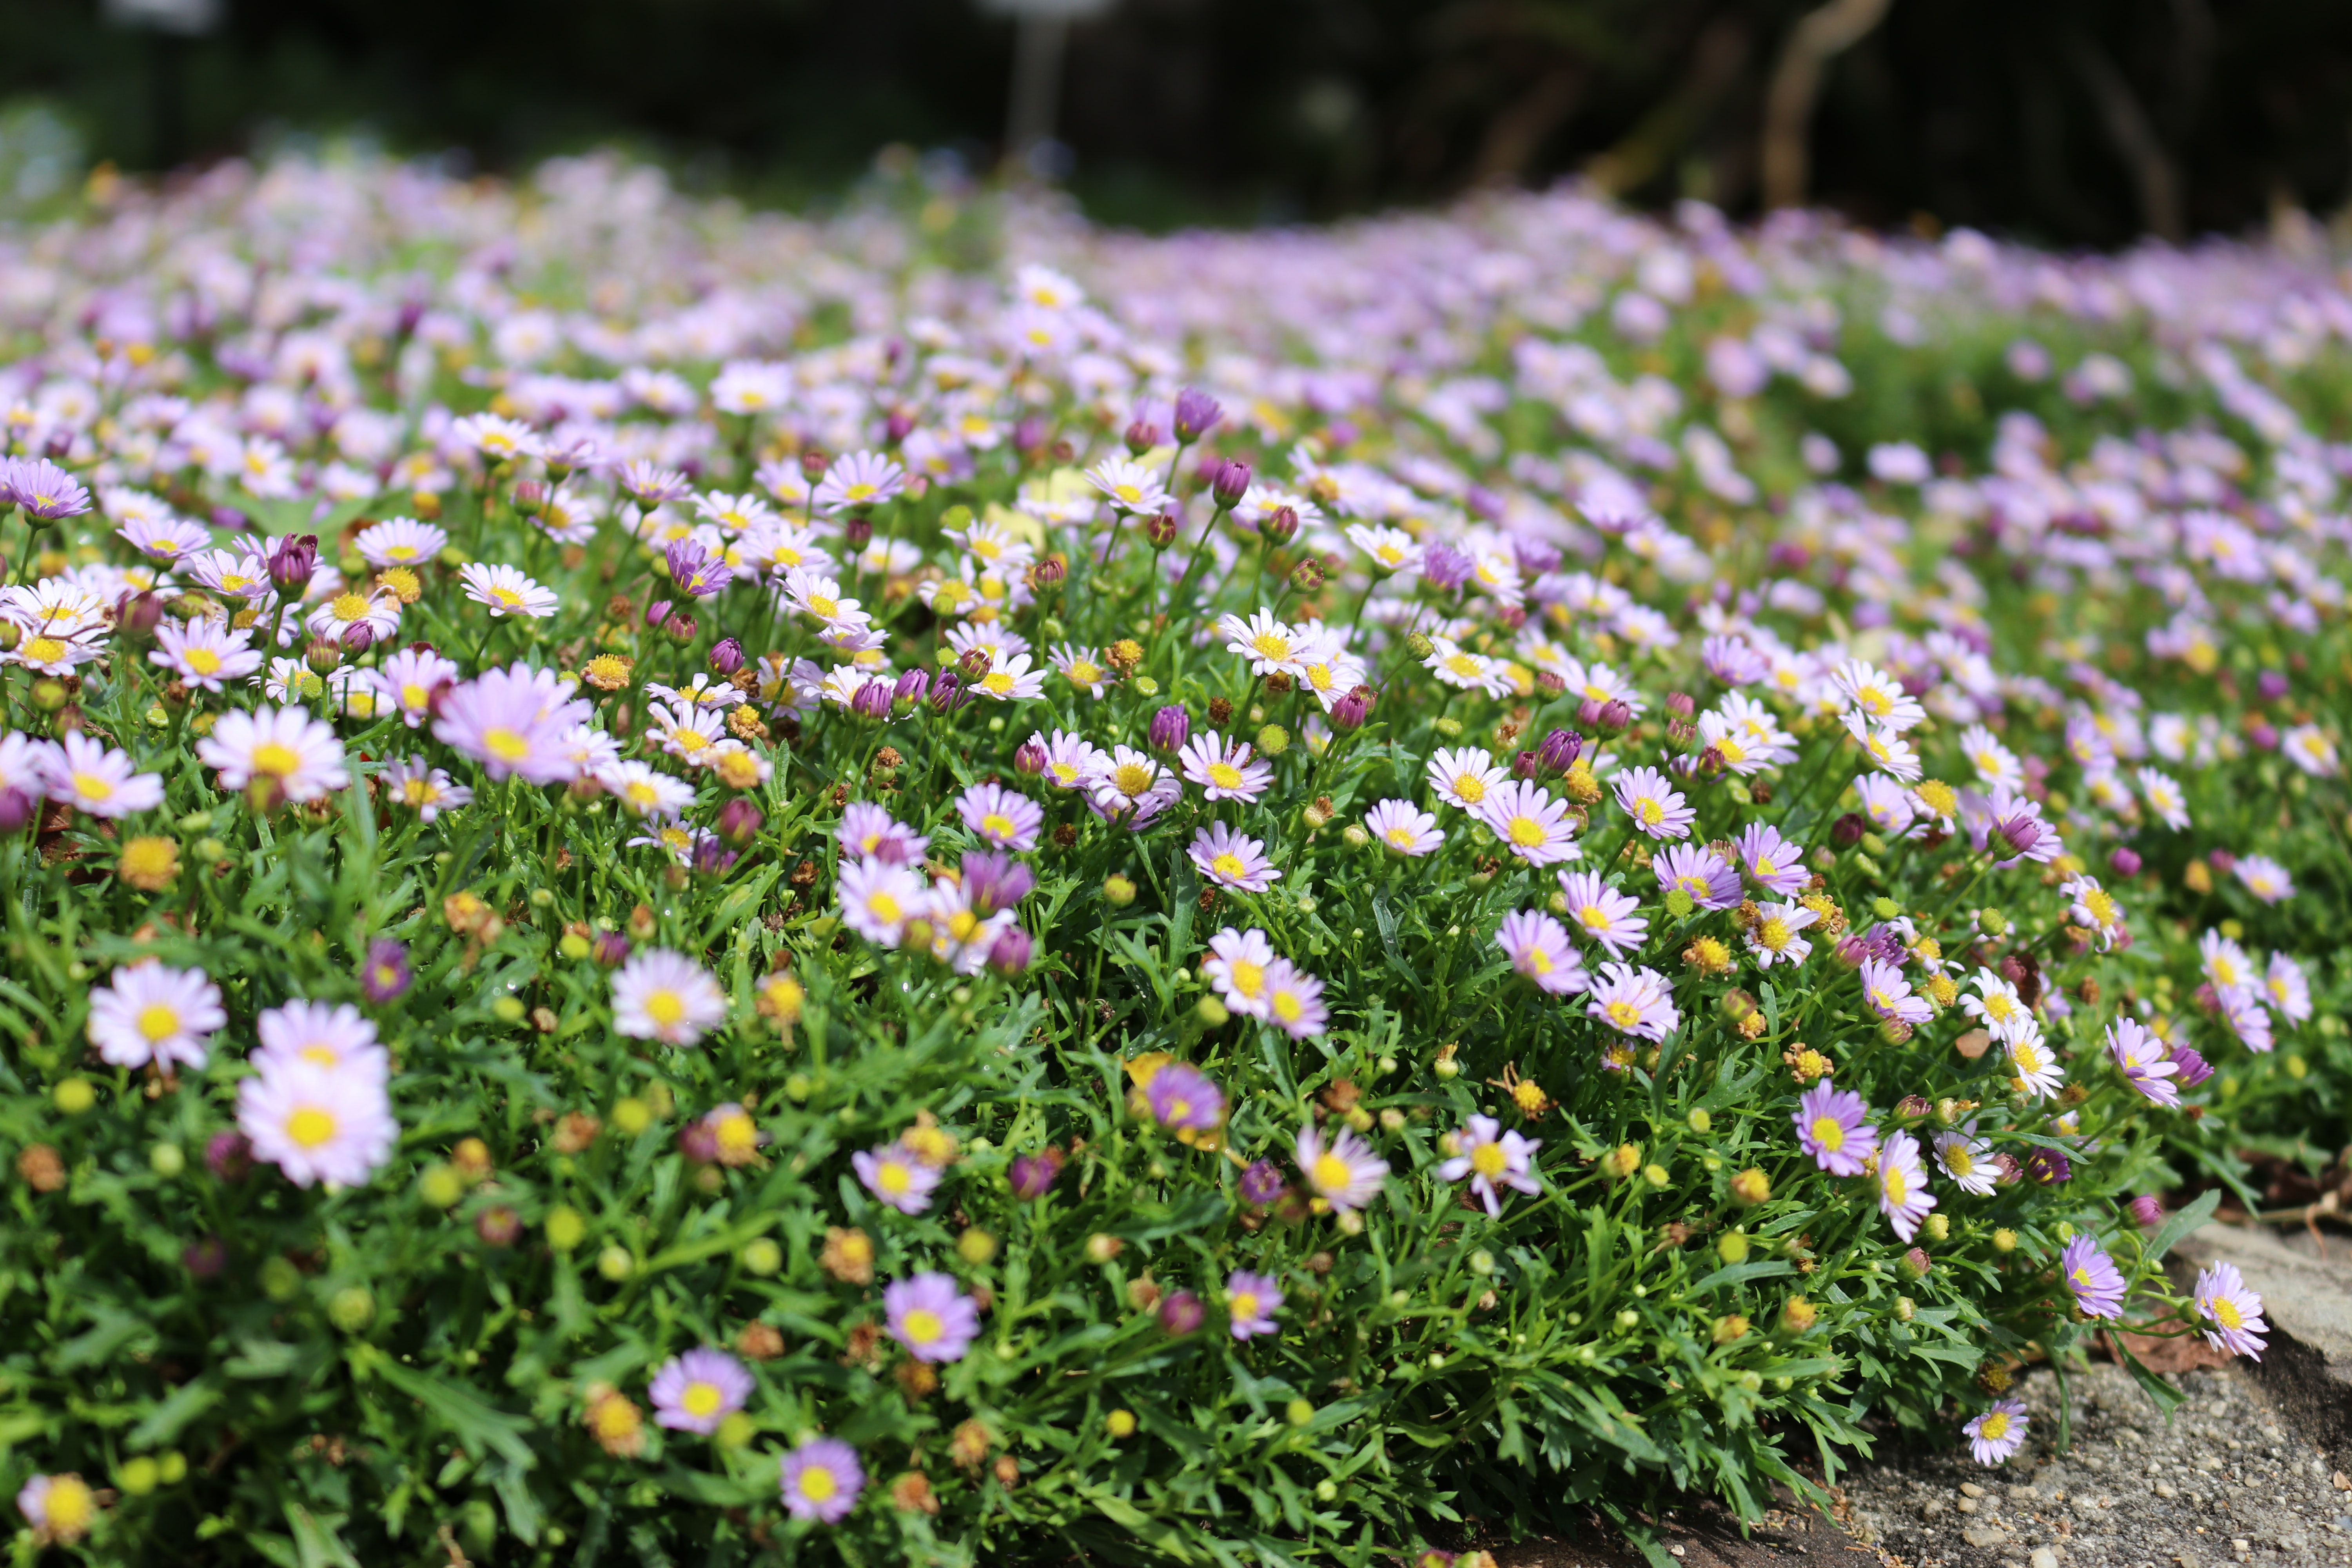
(4, 0), (2352, 240)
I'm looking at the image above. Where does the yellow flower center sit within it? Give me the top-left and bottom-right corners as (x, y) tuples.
(1386, 826), (1416, 849)
(1811, 1116), (1845, 1152)
(866, 891), (903, 924)
(1606, 1000), (1642, 1029)
(981, 812), (1016, 839)
(1978, 1412), (2009, 1441)
(1637, 798), (1664, 826)
(286, 1106), (338, 1149)
(2212, 1298), (2242, 1330)
(252, 741), (301, 778)
(1067, 659), (1100, 684)
(1113, 763), (1154, 796)
(1250, 632), (1291, 661)
(42, 1478), (93, 1535)
(1758, 918), (1791, 951)
(1884, 1165), (1908, 1204)
(1444, 653), (1482, 679)
(490, 586), (525, 610)
(185, 647), (222, 675)
(331, 592), (370, 622)
(483, 727), (530, 762)
(137, 1003), (180, 1041)
(982, 671), (1015, 695)
(25, 635), (66, 663)
(682, 1381), (723, 1418)
(1272, 990), (1303, 1024)
(1211, 852), (1247, 881)
(1208, 763), (1243, 789)
(1470, 1143), (1508, 1178)
(1311, 1152), (1352, 1191)
(800, 1467), (838, 1502)
(1947, 1147), (1974, 1176)
(71, 770), (114, 802)
(1453, 773), (1486, 804)
(1228, 959), (1263, 997)
(644, 990), (686, 1027)
(1507, 815), (1545, 848)
(902, 1308), (942, 1343)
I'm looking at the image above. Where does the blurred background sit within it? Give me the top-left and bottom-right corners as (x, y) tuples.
(1, 0), (2350, 243)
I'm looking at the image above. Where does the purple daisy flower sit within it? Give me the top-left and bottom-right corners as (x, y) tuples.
(648, 1347), (754, 1433)
(884, 1272), (981, 1363)
(779, 1436), (864, 1524)
(2193, 1261), (2269, 1360)
(1963, 1399), (2029, 1466)
(1225, 1269), (1283, 1340)
(1144, 1062), (1225, 1133)
(1794, 1081), (1878, 1177)
(2059, 1234), (2126, 1319)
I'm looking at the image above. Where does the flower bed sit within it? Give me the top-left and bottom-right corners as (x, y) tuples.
(0, 156), (2345, 1566)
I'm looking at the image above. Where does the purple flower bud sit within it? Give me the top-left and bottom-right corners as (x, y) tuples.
(2127, 1194), (2165, 1229)
(1900, 1247), (1933, 1280)
(930, 669), (967, 713)
(710, 637), (746, 675)
(116, 591), (164, 638)
(1536, 728), (1583, 774)
(1239, 1159), (1286, 1206)
(183, 1236), (229, 1279)
(892, 667), (930, 708)
(717, 798), (765, 849)
(206, 1131), (254, 1182)
(645, 599), (673, 629)
(2248, 720), (2279, 752)
(679, 1120), (721, 1163)
(1260, 505), (1299, 545)
(1991, 1152), (2024, 1186)
(1831, 812), (1867, 847)
(1664, 691), (1695, 720)
(987, 926), (1034, 975)
(2167, 1042), (2213, 1088)
(347, 621), (381, 655)
(663, 611), (699, 644)
(266, 534), (319, 595)
(964, 851), (1035, 915)
(511, 479), (547, 516)
(1013, 736), (1047, 776)
(1329, 690), (1370, 731)
(1535, 670), (1565, 696)
(1172, 387), (1223, 443)
(2025, 1148), (2071, 1186)
(1511, 750), (1540, 780)
(851, 680), (893, 722)
(1149, 703), (1191, 753)
(2209, 849), (2238, 877)
(1895, 1094), (1931, 1120)
(1145, 510), (1180, 549)
(2257, 669), (2289, 702)
(691, 836), (738, 877)
(1008, 1147), (1064, 1198)
(1158, 1290), (1205, 1335)
(1013, 416), (1048, 455)
(359, 937), (412, 1003)
(2109, 846), (2142, 877)
(209, 505), (247, 532)
(1465, 485), (1503, 522)
(843, 514), (873, 550)
(1210, 458), (1250, 509)
(885, 408), (916, 445)
(1996, 813), (2044, 858)
(592, 931), (632, 967)
(1123, 419), (1162, 455)
(0, 786), (36, 833)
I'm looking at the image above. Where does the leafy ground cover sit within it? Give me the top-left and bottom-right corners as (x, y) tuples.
(0, 158), (2346, 1566)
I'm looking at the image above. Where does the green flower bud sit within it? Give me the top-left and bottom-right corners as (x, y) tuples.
(149, 1142), (185, 1178)
(117, 1456), (160, 1496)
(1286, 1398), (1316, 1428)
(328, 1286), (376, 1332)
(1255, 724), (1290, 757)
(53, 1077), (95, 1115)
(740, 1236), (782, 1275)
(491, 995), (526, 1024)
(1716, 1232), (1749, 1265)
(546, 1207), (588, 1252)
(1103, 874), (1137, 907)
(258, 1256), (303, 1302)
(597, 1245), (635, 1281)
(417, 1163), (466, 1209)
(156, 1452), (187, 1485)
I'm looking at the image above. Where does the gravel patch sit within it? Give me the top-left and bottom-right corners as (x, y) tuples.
(1844, 1359), (2352, 1568)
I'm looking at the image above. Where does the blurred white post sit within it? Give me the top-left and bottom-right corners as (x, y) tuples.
(979, 0), (1116, 180)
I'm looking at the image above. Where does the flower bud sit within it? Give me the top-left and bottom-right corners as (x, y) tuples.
(1123, 419), (1161, 455)
(1779, 1297), (1817, 1335)
(1008, 1148), (1064, 1198)
(266, 534), (318, 595)
(476, 1205), (522, 1247)
(1716, 1232), (1749, 1265)
(2109, 846), (2142, 877)
(1013, 737), (1047, 776)
(1145, 510), (1180, 549)
(1330, 690), (1370, 730)
(663, 610), (698, 644)
(1536, 728), (1583, 774)
(709, 637), (746, 675)
(1831, 812), (1867, 847)
(1104, 874), (1137, 907)
(987, 927), (1033, 975)
(1172, 387), (1222, 443)
(644, 598), (673, 628)
(1261, 506), (1298, 545)
(1210, 458), (1251, 509)
(1158, 1290), (1204, 1334)
(117, 590), (164, 639)
(843, 514), (873, 551)
(1255, 724), (1289, 757)
(510, 479), (547, 516)
(1085, 1233), (1124, 1264)
(1149, 703), (1190, 753)
(1730, 1167), (1771, 1205)
(1898, 1247), (1932, 1281)
(717, 798), (764, 848)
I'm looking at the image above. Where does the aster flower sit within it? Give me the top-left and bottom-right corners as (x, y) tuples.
(1555, 869), (1648, 957)
(835, 802), (929, 864)
(1477, 779), (1580, 866)
(1425, 745), (1506, 811)
(1584, 961), (1678, 1041)
(853, 1141), (942, 1214)
(2218, 986), (2273, 1053)
(1743, 901), (1818, 969)
(2265, 952), (2313, 1024)
(382, 757), (473, 822)
(814, 450), (906, 514)
(599, 760), (695, 821)
(237, 1057), (397, 1188)
(1832, 659), (1927, 732)
(367, 647), (460, 728)
(15, 1472), (98, 1545)
(1295, 1122), (1387, 1212)
(2232, 853), (2294, 904)
(968, 651), (1046, 702)
(1857, 958), (1934, 1025)
(611, 948), (727, 1046)
(457, 562), (558, 619)
(1364, 799), (1444, 856)
(649, 1347), (754, 1434)
(1843, 713), (1923, 782)
(1652, 843), (1742, 909)
(1085, 456), (1170, 515)
(2281, 723), (2340, 778)
(1143, 1062), (1226, 1134)
(354, 516), (448, 567)
(433, 662), (590, 784)
(150, 619), (261, 691)
(305, 585), (402, 645)
(1225, 1269), (1284, 1340)
(38, 732), (164, 818)
(254, 998), (387, 1082)
(1262, 959), (1329, 1038)
(2059, 1234), (2126, 1319)
(1933, 1126), (1998, 1196)
(1960, 968), (2034, 1044)
(1178, 733), (1273, 803)
(1047, 643), (1109, 695)
(1612, 766), (1694, 840)
(884, 1272), (980, 1363)
(838, 857), (927, 946)
(1439, 1114), (1541, 1216)
(2007, 1024), (2065, 1099)
(9, 458), (92, 519)
(1496, 909), (1588, 996)
(2108, 1016), (2181, 1107)
(1795, 1081), (1878, 1177)
(2193, 1261), (2269, 1360)
(1733, 822), (1808, 897)
(198, 705), (350, 803)
(2061, 875), (2125, 949)
(1964, 1400), (2029, 1466)
(1424, 636), (1514, 697)
(1877, 1129), (1937, 1242)
(956, 782), (1043, 850)
(1202, 926), (1277, 1018)
(1958, 724), (2023, 787)
(1189, 822), (1281, 892)
(1346, 523), (1423, 575)
(779, 1437), (865, 1524)
(87, 961), (225, 1072)
(1218, 609), (1306, 675)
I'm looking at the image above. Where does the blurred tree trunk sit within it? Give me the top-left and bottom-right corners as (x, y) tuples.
(1762, 0), (1893, 209)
